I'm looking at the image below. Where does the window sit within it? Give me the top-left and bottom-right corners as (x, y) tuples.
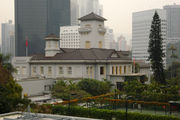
(86, 66), (89, 75)
(119, 66), (122, 74)
(48, 41), (51, 48)
(16, 66), (20, 75)
(112, 66), (115, 75)
(67, 67), (72, 74)
(100, 66), (105, 75)
(124, 66), (126, 74)
(22, 66), (26, 75)
(48, 66), (52, 75)
(85, 41), (91, 48)
(40, 66), (44, 74)
(128, 65), (131, 73)
(116, 66), (118, 75)
(59, 67), (64, 74)
(90, 67), (93, 75)
(32, 66), (36, 74)
(56, 41), (59, 48)
(98, 41), (102, 48)
(85, 24), (91, 27)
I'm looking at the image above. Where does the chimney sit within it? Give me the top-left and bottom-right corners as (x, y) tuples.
(45, 34), (60, 57)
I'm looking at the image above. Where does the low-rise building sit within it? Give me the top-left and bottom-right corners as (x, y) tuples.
(12, 34), (134, 89)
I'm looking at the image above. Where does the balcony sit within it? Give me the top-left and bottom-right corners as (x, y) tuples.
(78, 27), (92, 33)
(98, 27), (106, 34)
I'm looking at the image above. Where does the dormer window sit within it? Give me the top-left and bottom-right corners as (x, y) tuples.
(111, 53), (119, 58)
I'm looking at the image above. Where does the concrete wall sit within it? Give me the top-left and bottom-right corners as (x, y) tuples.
(17, 78), (55, 96)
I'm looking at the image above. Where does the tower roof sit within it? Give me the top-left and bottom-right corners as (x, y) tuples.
(78, 12), (107, 22)
(45, 33), (59, 41)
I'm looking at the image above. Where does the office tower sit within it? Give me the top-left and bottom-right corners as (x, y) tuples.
(71, 0), (79, 25)
(78, 0), (102, 17)
(117, 35), (128, 51)
(104, 27), (114, 49)
(60, 26), (80, 48)
(1, 20), (15, 57)
(164, 4), (180, 43)
(132, 9), (167, 65)
(15, 0), (71, 56)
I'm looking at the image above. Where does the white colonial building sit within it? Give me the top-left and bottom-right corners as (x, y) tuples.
(12, 13), (145, 97)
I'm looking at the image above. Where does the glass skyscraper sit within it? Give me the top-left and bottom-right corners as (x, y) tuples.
(15, 0), (71, 56)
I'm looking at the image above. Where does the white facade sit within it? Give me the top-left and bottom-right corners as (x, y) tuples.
(13, 58), (133, 82)
(1, 20), (15, 56)
(60, 26), (80, 48)
(132, 9), (167, 65)
(79, 20), (106, 49)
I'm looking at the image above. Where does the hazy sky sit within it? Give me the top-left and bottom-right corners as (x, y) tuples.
(1, 0), (180, 44)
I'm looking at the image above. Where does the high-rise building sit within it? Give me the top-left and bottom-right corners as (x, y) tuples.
(70, 0), (103, 25)
(1, 20), (15, 57)
(15, 0), (71, 56)
(70, 0), (79, 26)
(132, 9), (167, 65)
(78, 0), (102, 17)
(117, 35), (128, 51)
(104, 27), (114, 49)
(60, 26), (80, 48)
(163, 4), (180, 43)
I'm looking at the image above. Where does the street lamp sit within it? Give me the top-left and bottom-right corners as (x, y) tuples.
(68, 93), (76, 115)
(110, 84), (117, 110)
(125, 96), (133, 120)
(160, 85), (170, 115)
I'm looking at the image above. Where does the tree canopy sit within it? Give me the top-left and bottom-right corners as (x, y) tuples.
(0, 53), (28, 113)
(148, 11), (166, 84)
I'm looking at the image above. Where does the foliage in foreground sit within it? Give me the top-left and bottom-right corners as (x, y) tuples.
(77, 78), (111, 96)
(52, 79), (111, 100)
(0, 54), (30, 113)
(52, 105), (180, 120)
(123, 80), (180, 102)
(52, 81), (90, 100)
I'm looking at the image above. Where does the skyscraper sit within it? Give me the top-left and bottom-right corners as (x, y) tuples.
(164, 4), (180, 43)
(117, 35), (128, 51)
(15, 0), (71, 56)
(132, 9), (167, 65)
(1, 20), (15, 56)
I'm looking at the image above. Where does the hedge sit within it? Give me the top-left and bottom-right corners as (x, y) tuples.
(52, 105), (180, 120)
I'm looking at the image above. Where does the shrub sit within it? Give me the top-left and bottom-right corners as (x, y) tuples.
(52, 105), (180, 120)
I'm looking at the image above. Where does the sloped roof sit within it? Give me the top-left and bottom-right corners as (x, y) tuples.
(78, 12), (107, 22)
(31, 48), (131, 61)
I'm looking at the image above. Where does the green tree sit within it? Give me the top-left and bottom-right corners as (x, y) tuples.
(77, 79), (111, 96)
(0, 54), (28, 113)
(52, 81), (90, 100)
(148, 11), (166, 84)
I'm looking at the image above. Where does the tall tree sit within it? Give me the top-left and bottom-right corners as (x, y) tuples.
(0, 54), (29, 113)
(148, 11), (166, 84)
